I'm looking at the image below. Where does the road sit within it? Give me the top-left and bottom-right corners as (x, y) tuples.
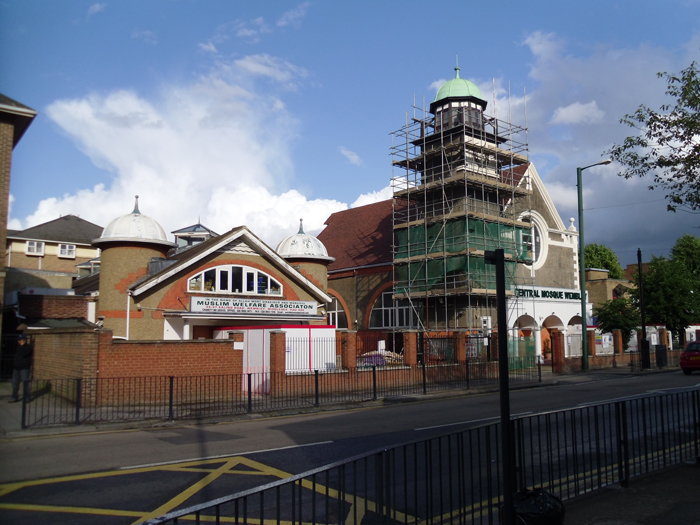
(0, 370), (698, 524)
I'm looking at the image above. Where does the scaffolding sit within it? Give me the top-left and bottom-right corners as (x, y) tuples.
(390, 97), (534, 332)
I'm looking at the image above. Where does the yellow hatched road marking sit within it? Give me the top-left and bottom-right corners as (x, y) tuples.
(0, 502), (143, 517)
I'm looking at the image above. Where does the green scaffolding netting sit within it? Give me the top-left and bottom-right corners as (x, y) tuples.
(395, 256), (518, 294)
(395, 218), (532, 262)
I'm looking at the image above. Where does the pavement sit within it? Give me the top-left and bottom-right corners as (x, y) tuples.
(1, 365), (696, 524)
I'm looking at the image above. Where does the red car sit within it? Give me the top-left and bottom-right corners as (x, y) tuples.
(681, 341), (700, 375)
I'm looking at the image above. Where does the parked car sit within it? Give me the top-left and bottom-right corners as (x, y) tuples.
(680, 341), (700, 375)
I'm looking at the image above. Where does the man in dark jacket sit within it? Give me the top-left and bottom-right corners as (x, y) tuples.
(9, 334), (32, 403)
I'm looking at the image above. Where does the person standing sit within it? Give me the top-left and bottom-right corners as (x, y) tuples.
(9, 334), (32, 403)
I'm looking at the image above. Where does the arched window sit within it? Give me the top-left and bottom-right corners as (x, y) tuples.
(369, 291), (419, 329)
(327, 296), (348, 329)
(188, 265), (282, 296)
(519, 211), (549, 270)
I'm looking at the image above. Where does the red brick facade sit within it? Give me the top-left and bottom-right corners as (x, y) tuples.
(19, 294), (91, 319)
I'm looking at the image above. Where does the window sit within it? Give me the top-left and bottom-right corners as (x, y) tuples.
(25, 241), (44, 256)
(327, 297), (348, 329)
(369, 291), (419, 329)
(519, 211), (549, 271)
(58, 244), (76, 259)
(188, 265), (282, 295)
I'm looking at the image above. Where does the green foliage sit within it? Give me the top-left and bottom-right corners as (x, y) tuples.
(630, 256), (700, 335)
(607, 61), (700, 211)
(671, 234), (700, 277)
(594, 297), (640, 350)
(584, 243), (624, 279)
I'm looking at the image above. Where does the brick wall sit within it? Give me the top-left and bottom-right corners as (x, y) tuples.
(19, 294), (90, 319)
(98, 338), (243, 378)
(32, 328), (99, 380)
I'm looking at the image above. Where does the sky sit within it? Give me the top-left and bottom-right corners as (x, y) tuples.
(2, 1), (700, 267)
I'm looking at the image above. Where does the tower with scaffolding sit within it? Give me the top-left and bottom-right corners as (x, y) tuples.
(390, 66), (535, 336)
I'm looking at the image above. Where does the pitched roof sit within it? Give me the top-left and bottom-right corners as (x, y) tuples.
(0, 93), (38, 147)
(317, 200), (394, 272)
(130, 225), (332, 303)
(9, 215), (104, 245)
(172, 223), (219, 235)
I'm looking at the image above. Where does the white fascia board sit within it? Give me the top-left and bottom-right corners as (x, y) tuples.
(240, 230), (332, 304)
(0, 104), (38, 118)
(131, 229), (247, 296)
(528, 164), (567, 231)
(8, 236), (93, 246)
(132, 228), (332, 304)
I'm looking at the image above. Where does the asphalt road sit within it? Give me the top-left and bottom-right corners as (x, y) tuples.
(0, 370), (698, 524)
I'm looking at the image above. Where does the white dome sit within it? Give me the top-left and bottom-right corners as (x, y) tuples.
(93, 197), (176, 248)
(276, 219), (334, 262)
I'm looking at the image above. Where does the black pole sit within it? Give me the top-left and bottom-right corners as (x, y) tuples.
(486, 249), (515, 524)
(638, 249), (650, 369)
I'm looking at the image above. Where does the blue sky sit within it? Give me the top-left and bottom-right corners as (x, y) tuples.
(2, 1), (700, 266)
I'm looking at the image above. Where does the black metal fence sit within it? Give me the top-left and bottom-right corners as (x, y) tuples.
(18, 357), (538, 429)
(145, 387), (700, 524)
(630, 345), (680, 371)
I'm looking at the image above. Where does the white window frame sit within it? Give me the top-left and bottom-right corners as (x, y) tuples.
(25, 241), (45, 256)
(369, 291), (419, 329)
(58, 243), (76, 259)
(187, 264), (283, 296)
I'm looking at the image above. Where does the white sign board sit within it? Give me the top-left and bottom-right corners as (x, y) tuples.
(190, 297), (317, 316)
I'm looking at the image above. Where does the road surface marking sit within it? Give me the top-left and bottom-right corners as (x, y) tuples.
(120, 440), (334, 470)
(415, 412), (532, 431)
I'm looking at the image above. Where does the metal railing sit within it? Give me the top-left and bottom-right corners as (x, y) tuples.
(18, 357), (538, 429)
(145, 387), (700, 524)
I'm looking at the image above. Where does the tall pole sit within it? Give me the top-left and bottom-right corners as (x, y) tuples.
(487, 248), (514, 524)
(638, 248), (650, 368)
(576, 159), (611, 371)
(577, 167), (589, 370)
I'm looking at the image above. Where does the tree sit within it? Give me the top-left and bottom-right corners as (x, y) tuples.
(630, 256), (700, 337)
(594, 297), (640, 350)
(670, 234), (700, 277)
(584, 243), (624, 279)
(607, 61), (700, 211)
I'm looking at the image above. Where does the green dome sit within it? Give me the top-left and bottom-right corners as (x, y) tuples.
(434, 67), (485, 103)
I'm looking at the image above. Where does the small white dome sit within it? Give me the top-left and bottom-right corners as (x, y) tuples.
(93, 197), (176, 248)
(276, 219), (334, 262)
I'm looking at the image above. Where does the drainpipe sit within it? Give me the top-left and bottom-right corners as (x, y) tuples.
(125, 291), (132, 340)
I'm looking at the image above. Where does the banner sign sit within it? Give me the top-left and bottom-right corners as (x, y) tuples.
(190, 297), (317, 316)
(515, 288), (582, 301)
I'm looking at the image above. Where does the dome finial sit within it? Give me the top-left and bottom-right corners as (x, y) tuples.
(133, 195), (140, 214)
(298, 218), (304, 234)
(455, 54), (460, 78)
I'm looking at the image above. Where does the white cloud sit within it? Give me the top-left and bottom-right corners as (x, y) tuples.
(516, 31), (700, 263)
(198, 41), (217, 53)
(26, 56), (348, 247)
(351, 186), (393, 208)
(86, 3), (107, 19)
(551, 101), (604, 125)
(131, 29), (157, 45)
(429, 79), (447, 92)
(233, 54), (308, 88)
(339, 147), (363, 166)
(277, 2), (311, 27)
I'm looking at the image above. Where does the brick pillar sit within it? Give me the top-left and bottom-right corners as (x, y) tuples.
(403, 331), (418, 365)
(455, 332), (467, 362)
(613, 330), (623, 354)
(588, 330), (597, 357)
(658, 329), (669, 347)
(339, 331), (357, 369)
(552, 331), (565, 373)
(269, 331), (286, 373)
(0, 120), (15, 340)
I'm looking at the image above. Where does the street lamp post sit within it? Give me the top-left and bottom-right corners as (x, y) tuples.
(577, 159), (611, 370)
